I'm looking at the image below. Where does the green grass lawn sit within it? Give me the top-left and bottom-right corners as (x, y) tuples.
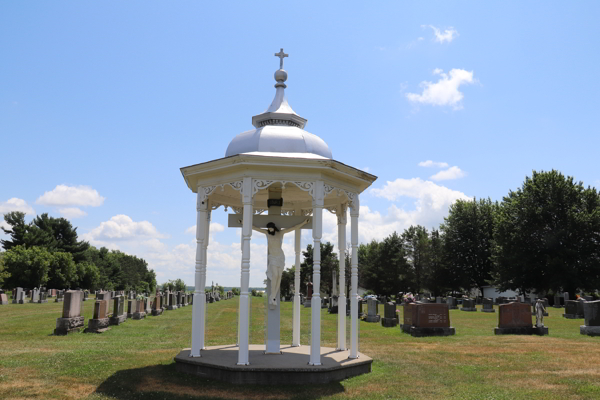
(1, 297), (600, 400)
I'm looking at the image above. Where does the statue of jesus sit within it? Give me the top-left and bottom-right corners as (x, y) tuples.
(247, 219), (309, 307)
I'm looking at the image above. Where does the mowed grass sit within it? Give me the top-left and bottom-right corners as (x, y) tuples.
(1, 297), (600, 400)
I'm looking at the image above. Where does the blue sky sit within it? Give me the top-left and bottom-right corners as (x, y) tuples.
(1, 2), (599, 287)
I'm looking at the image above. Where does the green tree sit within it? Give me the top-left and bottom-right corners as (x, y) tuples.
(46, 251), (77, 289)
(3, 245), (53, 288)
(0, 252), (10, 286)
(360, 233), (411, 296)
(1, 212), (28, 250)
(493, 170), (600, 295)
(231, 287), (240, 296)
(300, 242), (338, 295)
(441, 198), (497, 296)
(280, 266), (294, 297)
(423, 229), (452, 296)
(401, 225), (430, 293)
(75, 262), (101, 291)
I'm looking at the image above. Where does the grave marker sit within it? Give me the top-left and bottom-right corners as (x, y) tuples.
(481, 297), (495, 313)
(400, 303), (455, 337)
(381, 302), (398, 327)
(461, 298), (477, 311)
(580, 300), (600, 336)
(109, 296), (127, 325)
(495, 302), (548, 335)
(365, 298), (380, 323)
(54, 291), (85, 335)
(86, 300), (110, 333)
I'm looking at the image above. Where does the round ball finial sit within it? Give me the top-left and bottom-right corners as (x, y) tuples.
(274, 69), (288, 82)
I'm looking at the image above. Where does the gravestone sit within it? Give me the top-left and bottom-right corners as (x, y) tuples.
(38, 291), (48, 303)
(381, 302), (398, 327)
(55, 290), (64, 302)
(189, 293), (194, 305)
(584, 295), (593, 301)
(152, 295), (163, 316)
(495, 302), (547, 335)
(0, 293), (7, 305)
(13, 287), (23, 304)
(563, 300), (582, 319)
(127, 299), (135, 318)
(564, 292), (569, 302)
(18, 291), (26, 304)
(304, 283), (313, 308)
(168, 293), (178, 310)
(365, 298), (380, 322)
(436, 297), (443, 304)
(109, 296), (127, 325)
(182, 293), (188, 307)
(400, 303), (455, 337)
(446, 296), (458, 310)
(145, 297), (152, 314)
(54, 291), (85, 335)
(133, 299), (146, 319)
(86, 300), (110, 333)
(31, 287), (40, 303)
(83, 291), (89, 301)
(576, 299), (585, 319)
(461, 298), (477, 312)
(553, 294), (562, 308)
(580, 300), (600, 336)
(96, 292), (112, 314)
(481, 297), (495, 313)
(358, 299), (364, 317)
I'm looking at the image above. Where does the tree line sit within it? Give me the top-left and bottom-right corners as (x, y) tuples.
(282, 170), (600, 299)
(0, 212), (157, 292)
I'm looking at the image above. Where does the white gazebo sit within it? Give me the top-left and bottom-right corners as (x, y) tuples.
(175, 50), (376, 383)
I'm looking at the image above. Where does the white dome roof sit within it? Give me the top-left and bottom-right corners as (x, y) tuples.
(225, 51), (332, 160)
(225, 125), (332, 159)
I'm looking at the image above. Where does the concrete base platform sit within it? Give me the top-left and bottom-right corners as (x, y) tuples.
(151, 309), (163, 316)
(563, 314), (583, 319)
(174, 345), (372, 385)
(132, 311), (146, 320)
(481, 308), (496, 313)
(54, 316), (85, 335)
(85, 318), (110, 333)
(400, 324), (455, 337)
(109, 314), (127, 326)
(365, 315), (380, 323)
(461, 307), (477, 312)
(381, 317), (398, 327)
(494, 326), (548, 335)
(580, 325), (600, 336)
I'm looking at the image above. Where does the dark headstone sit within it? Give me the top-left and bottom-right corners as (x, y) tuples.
(495, 302), (547, 335)
(581, 300), (600, 336)
(381, 302), (398, 327)
(481, 297), (495, 313)
(109, 296), (127, 325)
(563, 300), (581, 319)
(446, 296), (458, 310)
(461, 298), (476, 311)
(400, 303), (455, 337)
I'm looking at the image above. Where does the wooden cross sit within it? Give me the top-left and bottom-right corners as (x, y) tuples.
(274, 48), (288, 69)
(228, 214), (312, 230)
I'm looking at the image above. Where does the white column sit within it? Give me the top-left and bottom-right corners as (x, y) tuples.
(337, 204), (347, 351)
(309, 181), (324, 365)
(191, 189), (208, 357)
(237, 177), (253, 365)
(349, 195), (360, 359)
(200, 208), (211, 348)
(292, 224), (301, 346)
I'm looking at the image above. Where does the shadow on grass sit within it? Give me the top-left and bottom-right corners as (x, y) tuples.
(95, 363), (345, 400)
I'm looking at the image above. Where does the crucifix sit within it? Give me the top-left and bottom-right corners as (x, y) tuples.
(228, 186), (312, 354)
(274, 48), (288, 69)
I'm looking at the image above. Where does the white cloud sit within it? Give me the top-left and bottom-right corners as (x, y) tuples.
(81, 214), (165, 244)
(406, 68), (475, 109)
(58, 207), (88, 219)
(185, 222), (225, 235)
(423, 25), (459, 43)
(418, 160), (449, 168)
(0, 198), (35, 215)
(36, 185), (105, 207)
(367, 178), (470, 239)
(430, 166), (466, 181)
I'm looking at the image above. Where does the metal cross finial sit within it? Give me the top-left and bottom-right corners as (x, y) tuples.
(274, 48), (288, 69)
